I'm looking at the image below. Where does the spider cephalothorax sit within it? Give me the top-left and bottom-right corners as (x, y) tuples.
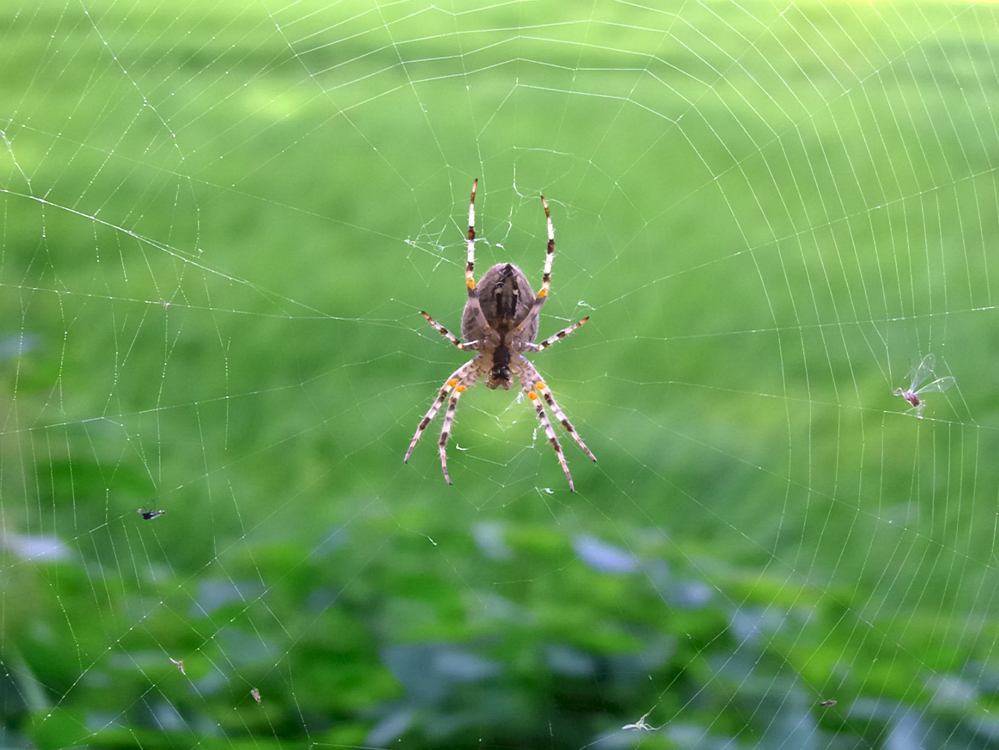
(404, 179), (596, 490)
(486, 342), (512, 390)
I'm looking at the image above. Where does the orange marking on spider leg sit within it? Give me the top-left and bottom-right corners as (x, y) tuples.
(466, 278), (476, 290)
(528, 392), (539, 400)
(447, 378), (459, 387)
(535, 382), (547, 391)
(456, 385), (467, 392)
(538, 288), (548, 298)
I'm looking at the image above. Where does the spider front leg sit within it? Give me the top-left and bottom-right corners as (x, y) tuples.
(462, 179), (491, 333)
(524, 384), (576, 491)
(437, 382), (469, 485)
(515, 357), (596, 472)
(405, 361), (476, 464)
(536, 382), (597, 463)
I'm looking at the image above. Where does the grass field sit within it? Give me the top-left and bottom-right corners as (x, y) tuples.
(3, 1), (999, 747)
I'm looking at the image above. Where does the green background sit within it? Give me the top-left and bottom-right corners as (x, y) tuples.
(2, 0), (999, 747)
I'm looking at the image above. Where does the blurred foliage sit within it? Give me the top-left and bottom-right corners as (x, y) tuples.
(3, 0), (999, 748)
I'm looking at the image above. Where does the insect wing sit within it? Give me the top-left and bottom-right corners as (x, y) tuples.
(909, 353), (937, 391)
(914, 375), (955, 396)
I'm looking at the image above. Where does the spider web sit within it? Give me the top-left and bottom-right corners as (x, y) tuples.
(2, 0), (998, 748)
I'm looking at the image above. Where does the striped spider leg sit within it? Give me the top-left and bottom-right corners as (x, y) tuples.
(404, 357), (488, 484)
(522, 316), (590, 352)
(512, 356), (596, 492)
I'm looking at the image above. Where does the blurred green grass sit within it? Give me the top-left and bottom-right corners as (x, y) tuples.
(3, 0), (999, 747)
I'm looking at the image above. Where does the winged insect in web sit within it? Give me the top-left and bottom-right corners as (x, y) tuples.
(892, 354), (954, 418)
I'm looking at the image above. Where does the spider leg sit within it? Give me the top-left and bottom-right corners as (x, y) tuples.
(514, 193), (557, 334)
(420, 311), (479, 351)
(516, 357), (596, 463)
(405, 361), (478, 464)
(539, 193), (556, 299)
(538, 383), (597, 462)
(521, 380), (575, 490)
(437, 383), (469, 485)
(463, 179), (491, 333)
(523, 316), (589, 352)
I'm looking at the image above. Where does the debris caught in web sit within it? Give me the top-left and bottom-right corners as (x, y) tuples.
(622, 709), (660, 731)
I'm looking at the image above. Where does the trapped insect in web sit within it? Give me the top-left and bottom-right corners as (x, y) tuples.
(892, 353), (955, 418)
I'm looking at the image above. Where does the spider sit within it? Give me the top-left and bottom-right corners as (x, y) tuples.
(404, 179), (596, 491)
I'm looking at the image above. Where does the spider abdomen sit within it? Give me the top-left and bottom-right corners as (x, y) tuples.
(463, 263), (538, 341)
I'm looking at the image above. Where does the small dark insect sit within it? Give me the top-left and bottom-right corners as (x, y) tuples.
(170, 658), (185, 675)
(251, 688), (262, 704)
(405, 179), (595, 490)
(138, 508), (166, 520)
(819, 700), (837, 707)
